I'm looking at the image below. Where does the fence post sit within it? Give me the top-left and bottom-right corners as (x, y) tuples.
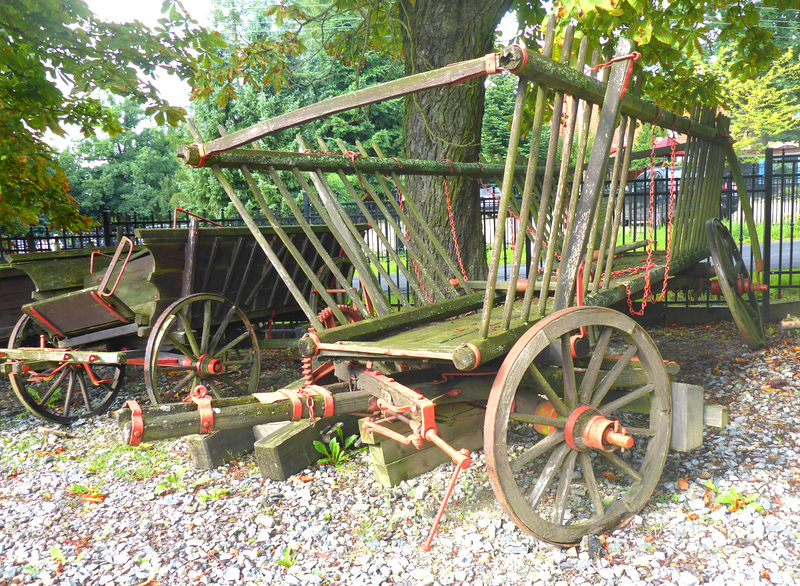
(102, 207), (112, 246)
(762, 148), (773, 320)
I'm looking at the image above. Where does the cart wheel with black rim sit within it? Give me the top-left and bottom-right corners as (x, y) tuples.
(484, 306), (671, 546)
(705, 218), (767, 349)
(7, 315), (125, 424)
(144, 293), (261, 404)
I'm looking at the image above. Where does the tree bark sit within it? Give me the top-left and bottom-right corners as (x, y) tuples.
(400, 0), (512, 284)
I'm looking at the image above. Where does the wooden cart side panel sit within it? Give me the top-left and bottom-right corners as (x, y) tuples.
(0, 266), (34, 340)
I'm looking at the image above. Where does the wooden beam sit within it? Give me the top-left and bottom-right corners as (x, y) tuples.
(186, 54), (498, 156)
(500, 45), (728, 145)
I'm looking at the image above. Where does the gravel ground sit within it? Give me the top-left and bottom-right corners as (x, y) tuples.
(0, 322), (799, 586)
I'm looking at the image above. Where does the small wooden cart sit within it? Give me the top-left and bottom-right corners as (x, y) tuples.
(1, 222), (351, 424)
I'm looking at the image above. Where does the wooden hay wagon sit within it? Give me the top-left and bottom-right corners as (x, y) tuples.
(116, 20), (764, 548)
(1, 221), (351, 424)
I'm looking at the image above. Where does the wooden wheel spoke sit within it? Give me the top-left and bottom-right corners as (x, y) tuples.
(529, 443), (570, 509)
(200, 300), (212, 354)
(165, 333), (196, 360)
(62, 373), (76, 417)
(561, 334), (577, 407)
(599, 382), (655, 416)
(579, 451), (605, 517)
(554, 450), (578, 524)
(512, 431), (565, 472)
(39, 368), (69, 405)
(162, 372), (196, 402)
(209, 306), (237, 355)
(214, 330), (250, 357)
(509, 412), (566, 428)
(579, 326), (612, 403)
(590, 344), (638, 408)
(205, 380), (226, 399)
(599, 450), (644, 483)
(625, 426), (656, 437)
(77, 371), (93, 411)
(486, 306), (671, 545)
(527, 364), (569, 416)
(178, 311), (201, 357)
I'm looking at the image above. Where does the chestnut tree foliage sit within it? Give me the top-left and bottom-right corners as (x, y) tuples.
(0, 0), (301, 232)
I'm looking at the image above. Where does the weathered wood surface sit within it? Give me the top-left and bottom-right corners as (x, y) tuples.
(187, 427), (256, 470)
(0, 265), (33, 341)
(179, 149), (530, 178)
(499, 45), (729, 146)
(115, 387), (374, 444)
(6, 247), (119, 299)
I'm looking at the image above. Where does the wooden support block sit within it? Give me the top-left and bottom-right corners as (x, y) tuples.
(370, 426), (484, 487)
(187, 427), (256, 470)
(670, 383), (704, 452)
(703, 404), (729, 429)
(254, 417), (359, 481)
(254, 420), (321, 481)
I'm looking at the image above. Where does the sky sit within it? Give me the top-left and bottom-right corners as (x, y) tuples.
(85, 0), (214, 109)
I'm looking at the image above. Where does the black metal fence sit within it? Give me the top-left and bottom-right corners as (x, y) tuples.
(3, 148), (799, 312)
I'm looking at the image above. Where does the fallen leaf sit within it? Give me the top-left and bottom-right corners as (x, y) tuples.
(711, 504), (723, 512)
(601, 471), (617, 482)
(82, 493), (107, 504)
(762, 569), (771, 582)
(734, 357), (748, 364)
(703, 489), (715, 504)
(773, 496), (784, 507)
(6, 471), (21, 480)
(644, 535), (655, 543)
(297, 475), (314, 483)
(687, 512), (699, 521)
(678, 477), (690, 491)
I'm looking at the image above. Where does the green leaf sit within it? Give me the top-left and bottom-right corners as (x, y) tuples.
(313, 440), (330, 456)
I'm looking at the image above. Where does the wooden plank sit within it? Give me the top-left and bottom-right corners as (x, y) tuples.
(552, 38), (635, 312)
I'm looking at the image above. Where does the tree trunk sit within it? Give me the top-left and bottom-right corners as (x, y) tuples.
(400, 0), (512, 285)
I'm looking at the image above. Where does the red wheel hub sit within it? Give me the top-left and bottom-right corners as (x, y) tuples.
(564, 405), (633, 452)
(196, 354), (224, 377)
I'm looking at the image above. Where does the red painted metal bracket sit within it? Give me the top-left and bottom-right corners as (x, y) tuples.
(126, 400), (144, 446)
(190, 385), (214, 434)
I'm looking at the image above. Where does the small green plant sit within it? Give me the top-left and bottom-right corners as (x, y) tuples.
(22, 565), (38, 576)
(705, 481), (763, 513)
(49, 546), (66, 564)
(313, 425), (358, 467)
(275, 546), (297, 568)
(196, 486), (231, 502)
(154, 466), (189, 495)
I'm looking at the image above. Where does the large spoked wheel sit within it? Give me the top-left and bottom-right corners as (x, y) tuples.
(144, 293), (261, 404)
(308, 257), (357, 316)
(8, 315), (125, 424)
(485, 306), (671, 546)
(706, 218), (767, 349)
